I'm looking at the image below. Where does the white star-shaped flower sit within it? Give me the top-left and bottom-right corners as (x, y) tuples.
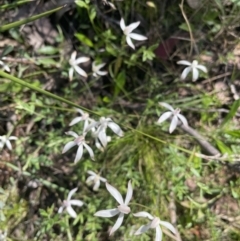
(0, 58), (10, 72)
(86, 117), (123, 148)
(91, 127), (111, 151)
(58, 188), (84, 218)
(69, 51), (90, 81)
(133, 211), (176, 241)
(62, 131), (94, 163)
(157, 102), (188, 133)
(86, 170), (107, 191)
(92, 61), (108, 77)
(94, 181), (133, 236)
(69, 108), (93, 132)
(120, 18), (147, 49)
(0, 135), (17, 150)
(177, 60), (207, 82)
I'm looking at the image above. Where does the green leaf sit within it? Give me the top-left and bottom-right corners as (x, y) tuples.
(221, 99), (240, 127)
(215, 139), (232, 154)
(0, 70), (97, 115)
(225, 130), (240, 138)
(89, 6), (96, 22)
(0, 5), (65, 32)
(1, 45), (14, 57)
(37, 46), (59, 55)
(114, 70), (126, 97)
(0, 0), (33, 10)
(75, 0), (89, 9)
(36, 58), (58, 67)
(75, 33), (93, 47)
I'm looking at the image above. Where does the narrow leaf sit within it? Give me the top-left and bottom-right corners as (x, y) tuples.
(0, 5), (65, 32)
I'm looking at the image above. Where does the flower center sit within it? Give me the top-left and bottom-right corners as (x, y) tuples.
(173, 108), (181, 115)
(150, 217), (160, 229)
(63, 200), (70, 207)
(117, 204), (131, 214)
(74, 136), (85, 145)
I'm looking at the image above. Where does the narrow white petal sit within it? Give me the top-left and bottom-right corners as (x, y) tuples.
(6, 140), (12, 150)
(97, 70), (108, 76)
(74, 109), (83, 116)
(177, 60), (191, 66)
(94, 208), (119, 217)
(85, 121), (98, 133)
(86, 175), (95, 184)
(62, 141), (76, 154)
(70, 200), (84, 207)
(58, 206), (64, 213)
(8, 136), (18, 140)
(177, 114), (188, 127)
(93, 180), (101, 191)
(126, 36), (135, 49)
(74, 65), (88, 78)
(192, 67), (199, 81)
(155, 226), (162, 241)
(96, 63), (106, 70)
(133, 211), (154, 220)
(87, 170), (97, 176)
(120, 18), (126, 31)
(181, 66), (191, 80)
(125, 21), (140, 34)
(106, 182), (124, 204)
(100, 177), (107, 182)
(82, 120), (89, 133)
(70, 51), (77, 61)
(196, 64), (207, 73)
(109, 213), (124, 236)
(68, 187), (78, 200)
(69, 67), (74, 81)
(65, 131), (78, 138)
(98, 130), (108, 147)
(75, 57), (90, 64)
(4, 65), (10, 72)
(66, 206), (77, 218)
(108, 122), (123, 136)
(159, 220), (176, 234)
(129, 33), (147, 41)
(69, 117), (83, 126)
(134, 224), (151, 235)
(159, 102), (174, 111)
(169, 115), (178, 133)
(74, 145), (83, 163)
(83, 143), (94, 160)
(157, 112), (172, 124)
(124, 180), (133, 205)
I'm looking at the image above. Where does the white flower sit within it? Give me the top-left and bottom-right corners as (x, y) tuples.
(91, 127), (111, 151)
(177, 60), (207, 81)
(0, 230), (7, 241)
(62, 131), (94, 163)
(58, 188), (84, 218)
(94, 181), (133, 236)
(86, 170), (107, 191)
(133, 211), (176, 241)
(120, 18), (147, 49)
(0, 58), (10, 72)
(87, 117), (123, 148)
(69, 51), (90, 81)
(157, 102), (188, 133)
(92, 61), (108, 77)
(0, 135), (17, 150)
(69, 108), (93, 132)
